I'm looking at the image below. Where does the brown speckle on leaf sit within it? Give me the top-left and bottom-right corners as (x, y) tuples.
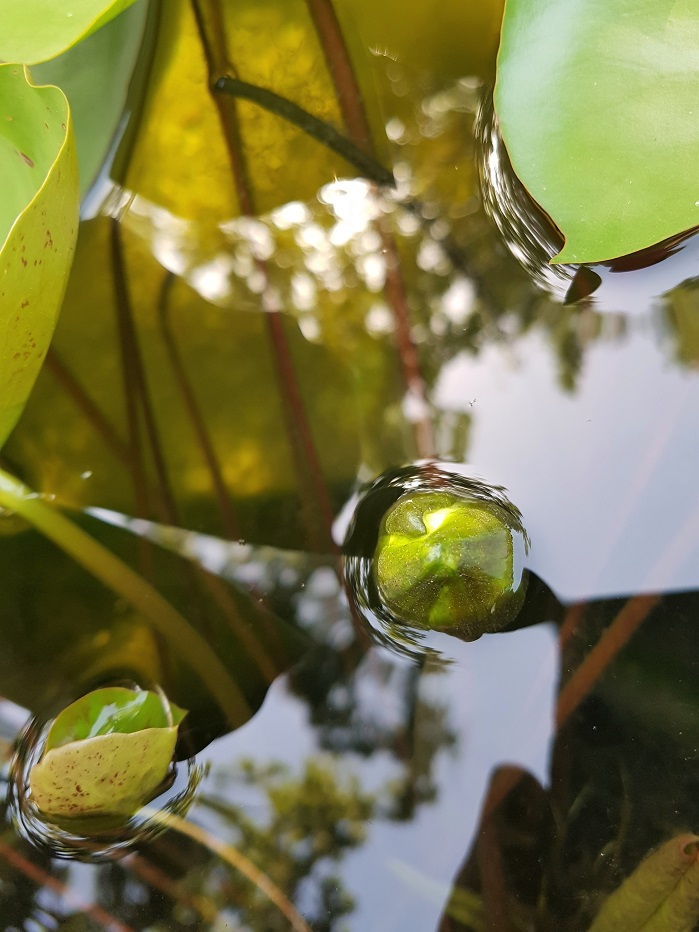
(19, 151), (34, 168)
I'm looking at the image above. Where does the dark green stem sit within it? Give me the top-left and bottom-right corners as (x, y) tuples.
(213, 75), (394, 188)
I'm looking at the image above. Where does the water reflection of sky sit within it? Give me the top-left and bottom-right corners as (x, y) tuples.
(434, 326), (699, 601)
(105, 169), (699, 605)
(197, 623), (558, 930)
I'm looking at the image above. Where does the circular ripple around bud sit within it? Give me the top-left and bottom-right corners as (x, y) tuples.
(8, 683), (205, 862)
(343, 464), (530, 650)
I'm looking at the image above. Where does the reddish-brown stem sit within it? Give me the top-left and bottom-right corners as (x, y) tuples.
(189, 0), (254, 217)
(45, 348), (130, 466)
(556, 594), (662, 729)
(157, 272), (287, 682)
(382, 243), (436, 458)
(557, 600), (587, 651)
(305, 0), (434, 457)
(157, 272), (240, 541)
(190, 0), (336, 552)
(114, 232), (220, 644)
(304, 0), (373, 153)
(263, 309), (337, 548)
(0, 840), (134, 931)
(123, 852), (220, 925)
(110, 218), (154, 577)
(112, 219), (206, 690)
(111, 223), (177, 526)
(111, 253), (291, 681)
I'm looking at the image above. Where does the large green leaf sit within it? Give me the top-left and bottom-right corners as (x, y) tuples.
(0, 64), (78, 448)
(0, 0), (140, 65)
(32, 0), (149, 197)
(494, 0), (699, 264)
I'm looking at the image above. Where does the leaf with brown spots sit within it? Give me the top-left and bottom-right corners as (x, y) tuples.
(0, 64), (78, 449)
(30, 687), (187, 818)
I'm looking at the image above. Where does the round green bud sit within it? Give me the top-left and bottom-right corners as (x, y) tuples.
(373, 490), (528, 640)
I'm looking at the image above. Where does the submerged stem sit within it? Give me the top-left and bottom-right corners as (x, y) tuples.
(0, 839), (134, 931)
(213, 75), (394, 188)
(0, 468), (249, 728)
(143, 807), (312, 932)
(556, 594), (662, 729)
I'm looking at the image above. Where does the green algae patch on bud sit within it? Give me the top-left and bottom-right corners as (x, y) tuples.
(29, 687), (187, 819)
(373, 490), (528, 640)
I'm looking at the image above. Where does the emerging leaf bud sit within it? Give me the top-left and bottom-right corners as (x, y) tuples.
(373, 490), (528, 640)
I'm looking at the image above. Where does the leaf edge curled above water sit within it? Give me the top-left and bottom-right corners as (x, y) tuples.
(0, 0), (141, 66)
(0, 64), (79, 450)
(494, 0), (699, 265)
(30, 0), (149, 198)
(44, 686), (187, 751)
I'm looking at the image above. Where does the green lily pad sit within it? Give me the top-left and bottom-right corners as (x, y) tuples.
(30, 687), (187, 818)
(495, 0), (699, 264)
(0, 64), (78, 449)
(31, 0), (149, 197)
(0, 0), (140, 65)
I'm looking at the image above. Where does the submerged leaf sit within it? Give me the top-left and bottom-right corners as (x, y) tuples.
(0, 0), (140, 65)
(0, 64), (78, 449)
(30, 688), (187, 818)
(495, 0), (699, 263)
(589, 834), (699, 932)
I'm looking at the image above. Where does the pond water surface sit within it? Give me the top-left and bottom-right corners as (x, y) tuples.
(1, 0), (698, 929)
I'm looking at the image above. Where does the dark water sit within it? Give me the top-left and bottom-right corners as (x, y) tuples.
(1, 0), (698, 929)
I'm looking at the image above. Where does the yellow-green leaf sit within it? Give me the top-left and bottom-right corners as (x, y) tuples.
(0, 0), (140, 66)
(590, 834), (699, 932)
(0, 64), (78, 448)
(31, 0), (149, 197)
(30, 686), (186, 818)
(30, 727), (179, 818)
